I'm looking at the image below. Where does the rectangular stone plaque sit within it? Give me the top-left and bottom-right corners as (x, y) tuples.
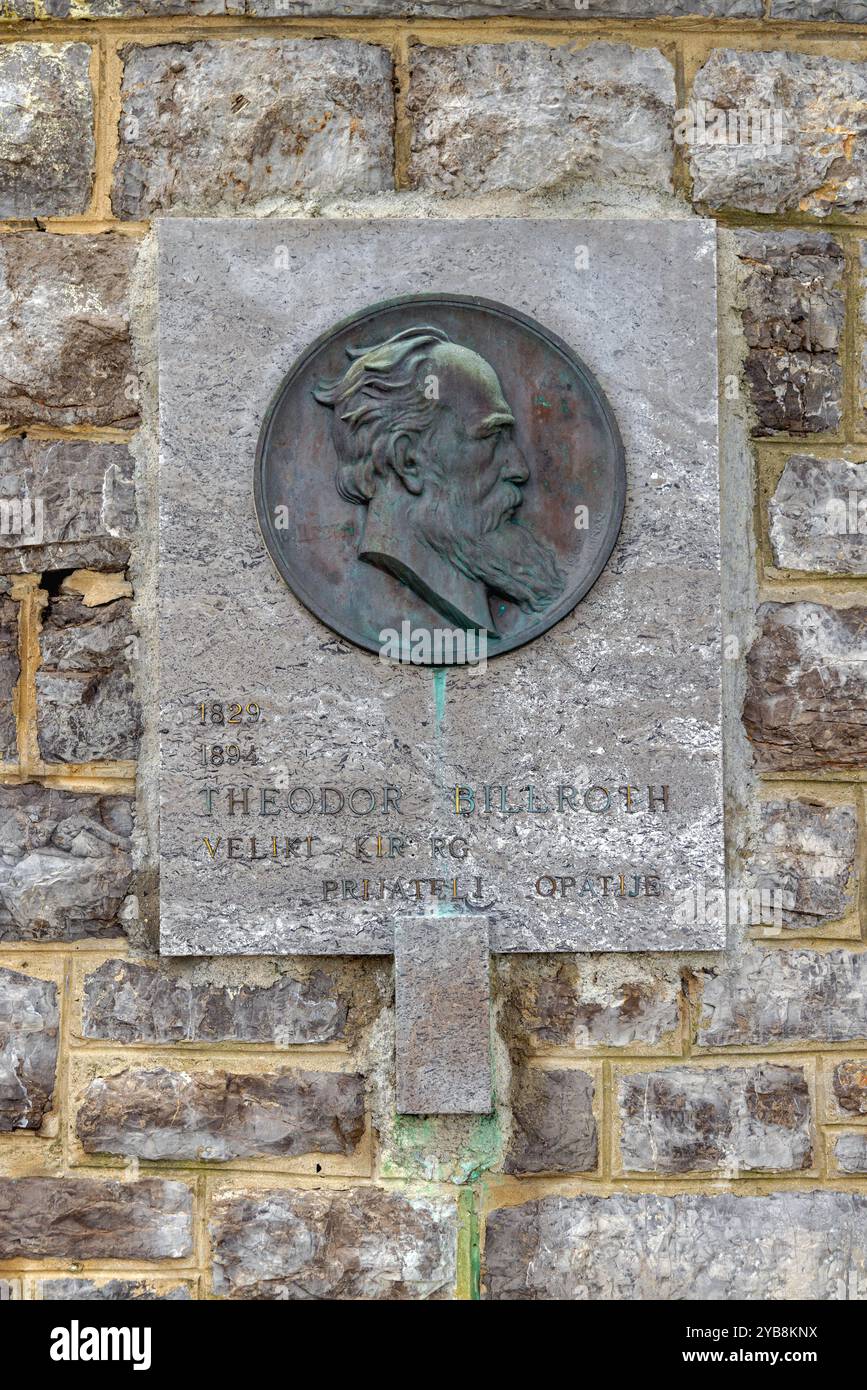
(157, 218), (724, 956)
(394, 916), (491, 1114)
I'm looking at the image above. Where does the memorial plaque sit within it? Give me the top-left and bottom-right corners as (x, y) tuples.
(158, 219), (724, 959)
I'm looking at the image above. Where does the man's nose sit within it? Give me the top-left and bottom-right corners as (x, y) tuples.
(499, 439), (530, 485)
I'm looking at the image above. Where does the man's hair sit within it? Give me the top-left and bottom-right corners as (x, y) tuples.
(314, 326), (451, 503)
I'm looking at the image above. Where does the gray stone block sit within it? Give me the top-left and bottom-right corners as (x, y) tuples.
(744, 603), (867, 772)
(0, 43), (94, 218)
(36, 587), (141, 763)
(37, 1278), (192, 1300)
(0, 1178), (192, 1260)
(770, 457), (867, 574)
(0, 584), (17, 760)
(0, 785), (133, 942)
(76, 1065), (365, 1160)
(408, 42), (675, 197)
(618, 1064), (812, 1174)
(484, 1192), (867, 1299)
(506, 1067), (597, 1174)
(691, 50), (867, 216)
(833, 1060), (867, 1115)
(835, 1133), (867, 1174)
(0, 437), (135, 575)
(0, 235), (139, 430)
(395, 916), (491, 1114)
(81, 959), (348, 1043)
(746, 799), (857, 929)
(736, 231), (844, 438)
(210, 1187), (456, 1299)
(0, 965), (58, 1132)
(698, 950), (867, 1048)
(502, 960), (680, 1048)
(114, 39), (394, 218)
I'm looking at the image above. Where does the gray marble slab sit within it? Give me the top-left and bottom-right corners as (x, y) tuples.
(157, 218), (723, 955)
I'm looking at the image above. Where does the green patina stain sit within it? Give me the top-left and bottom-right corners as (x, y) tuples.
(384, 1109), (502, 1187)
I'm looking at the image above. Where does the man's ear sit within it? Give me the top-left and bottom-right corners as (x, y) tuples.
(390, 434), (424, 496)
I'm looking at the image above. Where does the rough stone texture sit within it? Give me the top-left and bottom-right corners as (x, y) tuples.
(0, 785), (133, 942)
(37, 1278), (192, 1300)
(0, 582), (18, 760)
(483, 1192), (867, 1299)
(0, 966), (58, 1132)
(736, 232), (844, 438)
(770, 0), (867, 21)
(0, 437), (135, 575)
(505, 1067), (597, 1174)
(36, 587), (140, 763)
(114, 39), (393, 219)
(698, 951), (867, 1047)
(76, 1065), (365, 1160)
(745, 799), (857, 929)
(835, 1133), (867, 1174)
(211, 1187), (456, 1299)
(157, 218), (723, 956)
(743, 603), (867, 772)
(408, 43), (675, 197)
(0, 235), (138, 430)
(0, 44), (94, 218)
(769, 456), (867, 574)
(0, 1280), (17, 1299)
(81, 960), (347, 1043)
(833, 1060), (867, 1115)
(0, 1178), (192, 1260)
(691, 50), (867, 216)
(504, 962), (681, 1049)
(395, 917), (490, 1114)
(618, 1064), (812, 1174)
(0, 0), (765, 13)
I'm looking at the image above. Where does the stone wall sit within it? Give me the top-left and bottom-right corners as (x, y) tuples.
(1, 2), (866, 1301)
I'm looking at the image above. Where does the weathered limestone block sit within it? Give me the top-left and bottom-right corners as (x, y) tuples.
(483, 1192), (867, 1299)
(771, 0), (867, 21)
(0, 966), (58, 1131)
(76, 1066), (365, 1160)
(114, 39), (394, 218)
(407, 43), (675, 197)
(36, 582), (140, 763)
(833, 1060), (867, 1114)
(37, 1278), (193, 1300)
(0, 438), (135, 575)
(835, 1133), (867, 1173)
(0, 1178), (192, 1259)
(0, 44), (94, 218)
(698, 950), (867, 1047)
(769, 457), (867, 574)
(743, 604), (867, 772)
(211, 1187), (456, 1299)
(745, 799), (857, 929)
(736, 232), (843, 437)
(0, 235), (138, 429)
(501, 959), (680, 1049)
(81, 960), (348, 1043)
(0, 579), (18, 760)
(618, 1064), (812, 1174)
(0, 785), (132, 942)
(691, 50), (867, 216)
(0, 1280), (18, 1299)
(505, 1067), (597, 1175)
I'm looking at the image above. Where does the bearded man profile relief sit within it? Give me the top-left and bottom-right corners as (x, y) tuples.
(313, 327), (565, 636)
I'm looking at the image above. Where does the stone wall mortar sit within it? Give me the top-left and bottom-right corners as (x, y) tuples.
(0, 8), (865, 1304)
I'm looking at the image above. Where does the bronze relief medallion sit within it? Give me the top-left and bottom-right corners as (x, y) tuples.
(255, 294), (626, 663)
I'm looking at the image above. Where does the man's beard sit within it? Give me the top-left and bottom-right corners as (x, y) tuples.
(413, 482), (565, 615)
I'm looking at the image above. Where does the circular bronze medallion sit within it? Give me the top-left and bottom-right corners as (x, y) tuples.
(255, 294), (625, 664)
